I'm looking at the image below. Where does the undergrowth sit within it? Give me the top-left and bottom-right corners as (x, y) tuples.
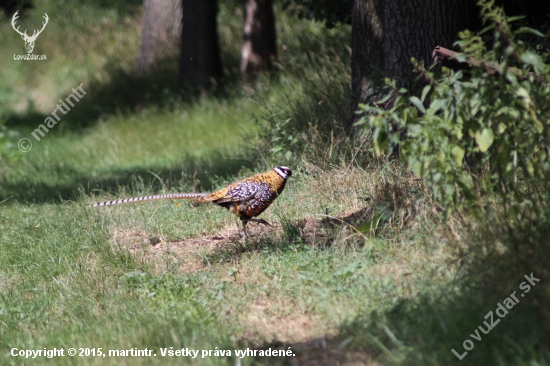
(350, 1), (550, 364)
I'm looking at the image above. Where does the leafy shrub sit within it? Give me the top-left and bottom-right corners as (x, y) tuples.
(355, 1), (550, 219)
(255, 16), (352, 166)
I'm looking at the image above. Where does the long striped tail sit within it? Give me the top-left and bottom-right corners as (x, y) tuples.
(89, 193), (208, 207)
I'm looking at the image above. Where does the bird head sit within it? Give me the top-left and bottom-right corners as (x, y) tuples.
(274, 166), (292, 179)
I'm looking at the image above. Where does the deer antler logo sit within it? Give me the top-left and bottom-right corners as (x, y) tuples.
(11, 11), (49, 54)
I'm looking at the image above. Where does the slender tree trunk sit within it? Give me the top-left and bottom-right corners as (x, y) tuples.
(180, 0), (223, 90)
(241, 0), (277, 80)
(134, 0), (182, 75)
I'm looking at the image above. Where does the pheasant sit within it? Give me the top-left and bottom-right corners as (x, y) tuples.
(89, 166), (292, 237)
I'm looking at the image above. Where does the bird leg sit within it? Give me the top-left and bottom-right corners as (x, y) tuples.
(239, 218), (271, 239)
(239, 218), (248, 239)
(241, 219), (271, 238)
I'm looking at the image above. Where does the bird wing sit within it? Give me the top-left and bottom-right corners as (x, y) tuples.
(208, 180), (261, 204)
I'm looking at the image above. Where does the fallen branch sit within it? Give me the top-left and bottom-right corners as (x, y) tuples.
(432, 46), (547, 83)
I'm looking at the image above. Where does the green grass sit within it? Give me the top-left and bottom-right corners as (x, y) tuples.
(0, 165), (443, 366)
(0, 202), (233, 366)
(0, 150), (453, 366)
(1, 100), (259, 204)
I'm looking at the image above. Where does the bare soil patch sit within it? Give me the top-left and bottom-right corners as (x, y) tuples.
(109, 207), (382, 364)
(110, 221), (283, 273)
(110, 206), (373, 273)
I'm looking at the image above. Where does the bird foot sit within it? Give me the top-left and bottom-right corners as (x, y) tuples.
(248, 219), (271, 227)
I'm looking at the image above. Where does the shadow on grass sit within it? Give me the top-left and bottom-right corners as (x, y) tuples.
(243, 338), (372, 365)
(329, 219), (550, 366)
(4, 8), (352, 135)
(0, 152), (257, 204)
(202, 217), (307, 265)
(333, 284), (550, 365)
(247, 275), (549, 366)
(234, 213), (550, 366)
(4, 58), (243, 132)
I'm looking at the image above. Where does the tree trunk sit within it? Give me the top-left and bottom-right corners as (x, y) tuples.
(351, 0), (478, 122)
(134, 0), (182, 75)
(180, 0), (223, 90)
(384, 0), (477, 86)
(240, 0), (277, 80)
(351, 0), (385, 109)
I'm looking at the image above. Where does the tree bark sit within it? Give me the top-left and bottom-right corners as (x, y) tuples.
(384, 0), (476, 86)
(180, 0), (223, 90)
(134, 0), (182, 75)
(241, 0), (277, 80)
(351, 0), (478, 119)
(351, 0), (384, 109)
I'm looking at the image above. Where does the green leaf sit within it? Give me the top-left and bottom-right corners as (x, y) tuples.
(409, 96), (426, 114)
(526, 162), (534, 176)
(453, 54), (468, 63)
(356, 204), (392, 234)
(458, 173), (474, 189)
(377, 92), (393, 104)
(515, 27), (544, 37)
(521, 51), (544, 71)
(516, 87), (530, 100)
(353, 116), (367, 126)
(470, 96), (481, 116)
(421, 85), (431, 102)
(429, 98), (445, 113)
(475, 128), (494, 152)
(451, 146), (465, 165)
(336, 262), (362, 280)
(479, 24), (495, 35)
(373, 128), (388, 156)
(408, 124), (422, 137)
(443, 207), (452, 221)
(408, 156), (422, 177)
(507, 15), (526, 23)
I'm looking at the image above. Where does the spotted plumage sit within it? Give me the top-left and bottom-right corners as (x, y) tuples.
(89, 166), (292, 237)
